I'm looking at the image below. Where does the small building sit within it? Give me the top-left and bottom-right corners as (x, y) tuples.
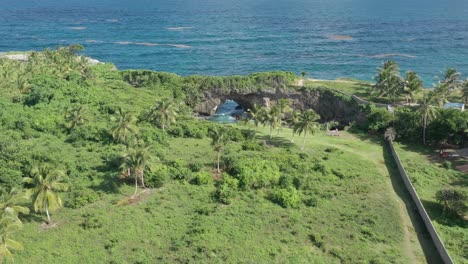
(443, 102), (465, 111)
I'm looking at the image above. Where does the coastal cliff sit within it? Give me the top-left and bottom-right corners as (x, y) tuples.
(194, 86), (365, 125)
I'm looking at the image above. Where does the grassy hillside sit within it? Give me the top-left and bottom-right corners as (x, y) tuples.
(1, 47), (465, 263)
(0, 47), (423, 263)
(393, 143), (467, 263)
(11, 129), (424, 263)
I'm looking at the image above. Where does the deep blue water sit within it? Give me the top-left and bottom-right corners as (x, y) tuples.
(1, 0), (467, 85)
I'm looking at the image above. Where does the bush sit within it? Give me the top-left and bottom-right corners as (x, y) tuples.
(367, 106), (394, 133)
(191, 171), (213, 185)
(442, 161), (452, 169)
(225, 127), (244, 142)
(308, 233), (324, 248)
(435, 187), (467, 217)
(24, 75), (64, 106)
(66, 188), (99, 209)
(270, 187), (301, 208)
(227, 158), (281, 189)
(241, 140), (264, 151)
(166, 160), (193, 181)
(0, 165), (23, 189)
(188, 161), (204, 172)
(146, 164), (169, 188)
(214, 174), (238, 204)
(67, 125), (110, 143)
(80, 212), (103, 229)
(278, 175), (294, 188)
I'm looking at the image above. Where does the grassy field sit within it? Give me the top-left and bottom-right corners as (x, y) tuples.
(393, 143), (467, 263)
(10, 126), (429, 263)
(302, 79), (382, 102)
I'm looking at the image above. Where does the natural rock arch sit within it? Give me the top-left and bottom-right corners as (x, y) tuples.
(193, 87), (366, 125)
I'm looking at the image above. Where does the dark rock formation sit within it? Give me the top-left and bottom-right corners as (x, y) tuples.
(193, 87), (366, 125)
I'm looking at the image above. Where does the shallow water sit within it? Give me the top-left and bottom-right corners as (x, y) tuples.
(1, 0), (467, 85)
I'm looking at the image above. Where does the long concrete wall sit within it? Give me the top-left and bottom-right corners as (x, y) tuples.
(388, 140), (454, 264)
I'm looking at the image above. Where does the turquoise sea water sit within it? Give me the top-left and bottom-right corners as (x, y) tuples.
(1, 0), (467, 85)
(208, 100), (244, 123)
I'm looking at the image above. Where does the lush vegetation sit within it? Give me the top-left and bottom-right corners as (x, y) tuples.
(0, 46), (466, 263)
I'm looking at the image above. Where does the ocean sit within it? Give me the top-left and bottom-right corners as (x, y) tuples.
(1, 0), (467, 86)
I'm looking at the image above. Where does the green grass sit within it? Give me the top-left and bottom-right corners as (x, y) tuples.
(393, 142), (467, 263)
(10, 126), (425, 263)
(303, 79), (373, 99)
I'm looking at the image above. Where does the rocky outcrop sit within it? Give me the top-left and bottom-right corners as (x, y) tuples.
(194, 87), (366, 125)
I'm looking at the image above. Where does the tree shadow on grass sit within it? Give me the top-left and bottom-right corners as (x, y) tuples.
(420, 199), (467, 229)
(382, 142), (444, 263)
(257, 134), (294, 149)
(21, 212), (47, 224)
(89, 169), (121, 194)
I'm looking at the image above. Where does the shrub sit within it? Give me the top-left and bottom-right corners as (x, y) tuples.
(68, 125), (110, 143)
(367, 107), (394, 133)
(278, 175), (294, 188)
(80, 212), (103, 229)
(225, 127), (244, 142)
(241, 140), (264, 151)
(167, 125), (184, 137)
(188, 161), (204, 172)
(270, 187), (301, 208)
(308, 233), (324, 248)
(66, 188), (99, 209)
(146, 164), (169, 188)
(312, 162), (330, 175)
(435, 187), (467, 217)
(0, 165), (23, 189)
(227, 158), (281, 189)
(166, 160), (193, 181)
(191, 171), (213, 185)
(24, 75), (64, 106)
(442, 161), (452, 169)
(214, 174), (238, 204)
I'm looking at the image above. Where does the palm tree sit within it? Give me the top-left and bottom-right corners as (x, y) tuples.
(288, 110), (301, 143)
(373, 60), (403, 102)
(23, 166), (69, 223)
(246, 104), (263, 132)
(441, 68), (461, 90)
(301, 71), (307, 78)
(417, 94), (439, 145)
(264, 106), (282, 140)
(402, 71), (423, 105)
(0, 213), (24, 262)
(15, 74), (30, 94)
(277, 99), (292, 118)
(120, 144), (153, 195)
(0, 188), (29, 223)
(64, 105), (88, 132)
(462, 80), (468, 104)
(294, 110), (320, 149)
(433, 83), (450, 107)
(111, 108), (138, 144)
(208, 126), (228, 174)
(146, 99), (178, 131)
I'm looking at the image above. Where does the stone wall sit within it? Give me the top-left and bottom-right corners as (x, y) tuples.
(388, 140), (454, 264)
